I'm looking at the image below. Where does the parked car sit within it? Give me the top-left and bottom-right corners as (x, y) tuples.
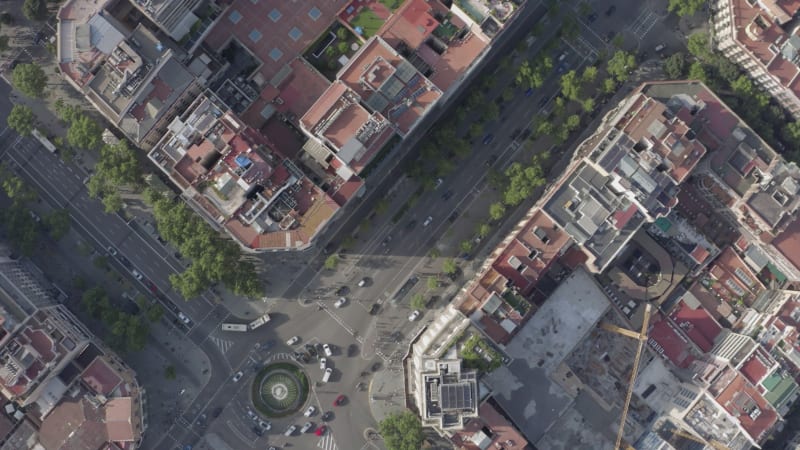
(423, 216), (433, 227)
(334, 395), (346, 406)
(304, 405), (316, 417)
(107, 246), (118, 256)
(131, 269), (143, 281)
(286, 336), (299, 346)
(319, 357), (327, 370)
(322, 343), (333, 357)
(315, 425), (328, 436)
(482, 134), (494, 145)
(408, 310), (421, 321)
(321, 411), (333, 422)
(177, 312), (192, 325)
(654, 43), (666, 52)
(358, 277), (369, 287)
(284, 424), (297, 436)
(300, 421), (314, 433)
(258, 419), (271, 430)
(334, 297), (347, 308)
(322, 367), (333, 383)
(252, 426), (264, 437)
(369, 303), (380, 315)
(232, 371), (244, 383)
(211, 407), (223, 418)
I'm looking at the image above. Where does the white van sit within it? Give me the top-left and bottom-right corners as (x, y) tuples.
(322, 367), (332, 383)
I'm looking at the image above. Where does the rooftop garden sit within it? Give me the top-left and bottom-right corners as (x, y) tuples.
(461, 334), (502, 372)
(351, 8), (384, 39)
(502, 290), (531, 315)
(304, 25), (362, 80)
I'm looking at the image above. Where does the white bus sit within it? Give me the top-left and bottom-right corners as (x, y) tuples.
(32, 129), (57, 153)
(221, 323), (248, 332)
(248, 313), (271, 330)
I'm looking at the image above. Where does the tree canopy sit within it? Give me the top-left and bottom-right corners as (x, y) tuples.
(7, 104), (35, 136)
(67, 114), (103, 150)
(663, 53), (687, 79)
(607, 51), (636, 83)
(12, 63), (47, 98)
(379, 411), (424, 450)
(668, 0), (705, 17)
(22, 0), (46, 21)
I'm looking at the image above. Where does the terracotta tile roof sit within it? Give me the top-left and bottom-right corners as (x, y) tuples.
(378, 0), (441, 50)
(24, 328), (54, 363)
(669, 300), (723, 352)
(429, 31), (489, 91)
(739, 347), (774, 385)
(713, 369), (779, 443)
(105, 397), (134, 443)
(449, 401), (531, 449)
(648, 313), (696, 369)
(300, 81), (350, 133)
(773, 216), (800, 272)
(39, 397), (107, 450)
(707, 246), (765, 305)
(81, 357), (122, 396)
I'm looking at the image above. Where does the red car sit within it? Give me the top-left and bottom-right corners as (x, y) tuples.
(334, 395), (346, 406)
(315, 425), (327, 436)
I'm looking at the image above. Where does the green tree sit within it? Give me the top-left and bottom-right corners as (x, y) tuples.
(687, 32), (711, 61)
(536, 119), (555, 138)
(476, 223), (491, 239)
(0, 13), (13, 25)
(101, 190), (123, 213)
(663, 53), (687, 79)
(731, 75), (754, 97)
(1, 206), (40, 255)
(503, 162), (545, 206)
(410, 293), (426, 310)
(442, 258), (458, 275)
(164, 365), (177, 380)
(581, 66), (598, 83)
(7, 104), (35, 136)
(67, 114), (103, 150)
(468, 123), (484, 139)
(379, 411), (424, 450)
(582, 98), (596, 113)
(22, 0), (46, 20)
(146, 303), (164, 323)
(560, 70), (581, 101)
(607, 51), (635, 83)
(1, 173), (36, 205)
(482, 101), (499, 122)
(0, 36), (9, 53)
(489, 202), (506, 221)
(668, 0), (705, 17)
(427, 276), (438, 290)
(459, 239), (474, 254)
(43, 209), (70, 240)
(602, 78), (617, 94)
(93, 255), (109, 270)
(688, 61), (707, 82)
(324, 254), (339, 270)
(12, 63), (47, 97)
(336, 27), (349, 41)
(502, 86), (515, 102)
(564, 114), (581, 132)
(81, 287), (109, 319)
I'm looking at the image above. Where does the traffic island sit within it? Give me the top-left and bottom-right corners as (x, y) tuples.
(251, 362), (309, 418)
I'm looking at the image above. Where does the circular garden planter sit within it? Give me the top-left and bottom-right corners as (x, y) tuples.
(251, 362), (309, 418)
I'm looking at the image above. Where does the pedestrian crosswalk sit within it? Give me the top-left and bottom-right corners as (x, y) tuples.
(317, 433), (337, 450)
(209, 336), (234, 354)
(269, 352), (293, 362)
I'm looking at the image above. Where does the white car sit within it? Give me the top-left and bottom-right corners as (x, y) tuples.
(304, 405), (316, 417)
(300, 421), (313, 433)
(107, 246), (118, 256)
(284, 424), (297, 436)
(434, 178), (443, 189)
(131, 269), (143, 281)
(319, 357), (327, 370)
(334, 297), (347, 308)
(322, 343), (333, 357)
(259, 419), (271, 430)
(423, 216), (433, 227)
(286, 336), (300, 346)
(408, 310), (421, 321)
(322, 367), (332, 383)
(232, 371), (244, 383)
(177, 312), (192, 325)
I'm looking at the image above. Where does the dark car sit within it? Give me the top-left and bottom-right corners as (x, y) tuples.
(441, 189), (454, 201)
(252, 426), (264, 437)
(484, 155), (498, 167)
(305, 344), (318, 357)
(211, 407), (223, 418)
(587, 12), (598, 22)
(524, 87), (534, 97)
(482, 134), (495, 145)
(406, 219), (417, 230)
(321, 411), (333, 422)
(369, 303), (381, 315)
(605, 5), (616, 15)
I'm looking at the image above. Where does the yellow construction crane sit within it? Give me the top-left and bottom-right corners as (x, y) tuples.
(598, 302), (653, 450)
(671, 428), (730, 450)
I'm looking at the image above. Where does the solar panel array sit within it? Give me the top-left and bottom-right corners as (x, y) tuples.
(440, 383), (473, 410)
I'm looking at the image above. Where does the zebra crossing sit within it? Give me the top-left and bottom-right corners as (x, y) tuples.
(209, 335), (234, 354)
(269, 352), (294, 362)
(317, 432), (338, 450)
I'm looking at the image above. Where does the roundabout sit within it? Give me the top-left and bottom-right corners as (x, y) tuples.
(251, 362), (309, 418)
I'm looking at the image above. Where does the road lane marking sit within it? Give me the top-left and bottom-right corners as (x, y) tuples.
(209, 336), (234, 353)
(318, 432), (338, 450)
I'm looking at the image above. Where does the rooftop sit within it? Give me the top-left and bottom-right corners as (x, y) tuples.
(543, 162), (646, 272)
(705, 247), (765, 307)
(449, 401), (531, 450)
(337, 36), (442, 135)
(150, 92), (340, 251)
(669, 299), (723, 352)
(712, 368), (779, 444)
(418, 359), (479, 431)
(648, 313), (697, 369)
(203, 0), (347, 85)
(483, 268), (609, 443)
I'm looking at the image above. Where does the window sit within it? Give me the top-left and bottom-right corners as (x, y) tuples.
(269, 8), (282, 22)
(308, 7), (322, 20)
(734, 267), (755, 287)
(289, 27), (303, 42)
(269, 48), (283, 62)
(249, 29), (262, 43)
(228, 10), (242, 24)
(725, 278), (746, 297)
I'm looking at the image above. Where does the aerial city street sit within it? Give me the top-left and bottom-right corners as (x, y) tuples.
(3, 0), (800, 449)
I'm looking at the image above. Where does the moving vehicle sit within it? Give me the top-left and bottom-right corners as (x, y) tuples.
(247, 313), (271, 330)
(221, 323), (248, 332)
(177, 312), (192, 326)
(334, 395), (346, 406)
(409, 310), (421, 321)
(482, 134), (494, 145)
(434, 178), (443, 189)
(232, 371), (244, 383)
(131, 269), (143, 281)
(107, 246), (118, 256)
(423, 216), (433, 227)
(358, 278), (368, 287)
(286, 336), (300, 346)
(654, 43), (666, 52)
(334, 297), (347, 308)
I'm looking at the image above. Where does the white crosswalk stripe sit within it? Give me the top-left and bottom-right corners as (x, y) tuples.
(317, 433), (337, 450)
(270, 352), (293, 361)
(209, 336), (234, 353)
